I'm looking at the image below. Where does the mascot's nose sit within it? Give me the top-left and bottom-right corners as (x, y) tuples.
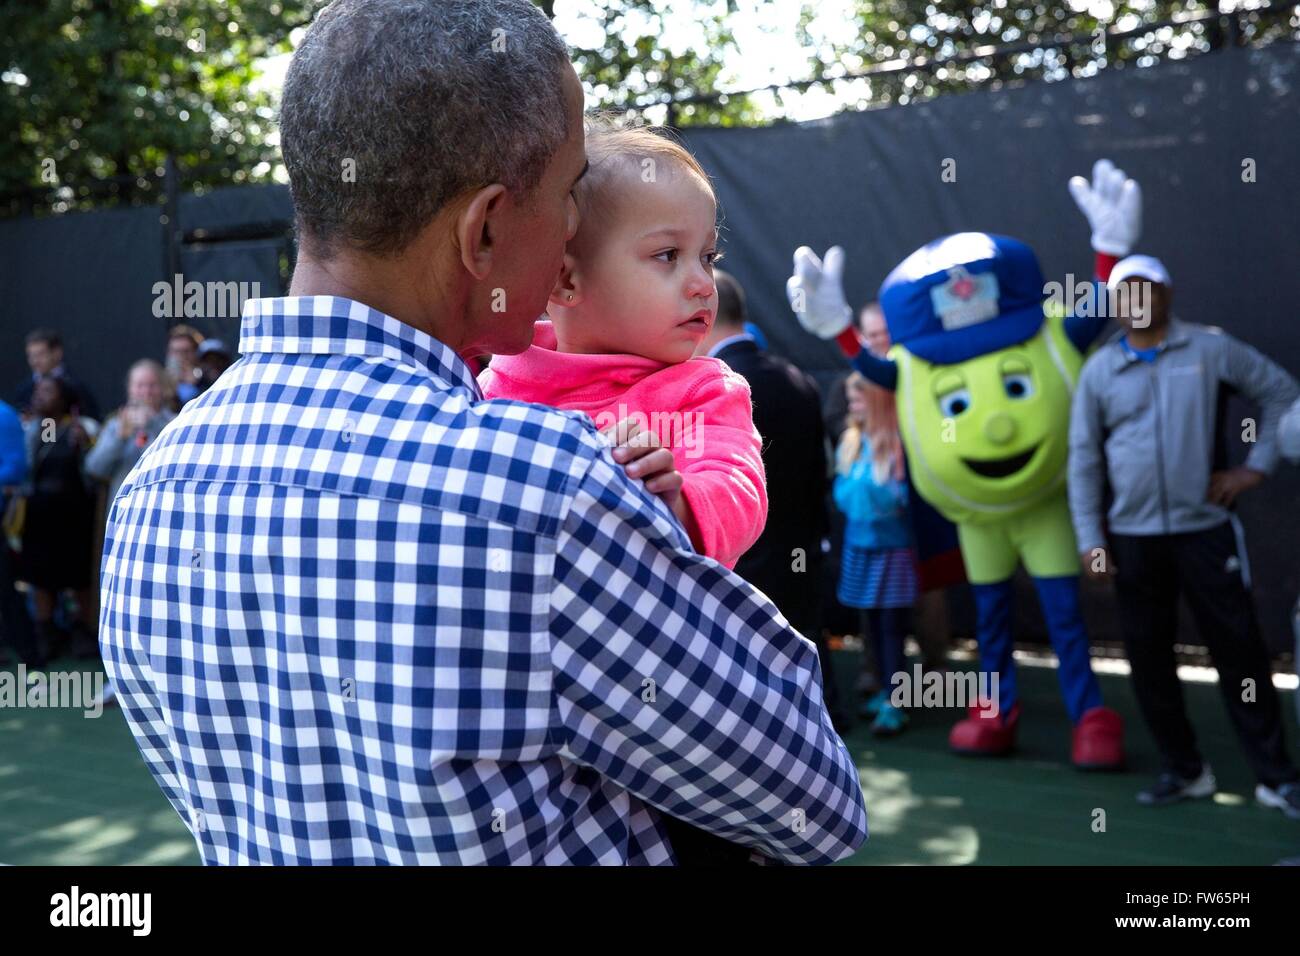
(983, 412), (1017, 446)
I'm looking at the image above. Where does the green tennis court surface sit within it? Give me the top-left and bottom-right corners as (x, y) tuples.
(1, 657), (1295, 865)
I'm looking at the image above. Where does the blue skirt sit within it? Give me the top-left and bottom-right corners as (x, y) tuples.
(838, 545), (918, 609)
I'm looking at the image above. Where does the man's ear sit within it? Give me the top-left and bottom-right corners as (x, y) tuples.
(455, 183), (509, 281)
(548, 252), (584, 310)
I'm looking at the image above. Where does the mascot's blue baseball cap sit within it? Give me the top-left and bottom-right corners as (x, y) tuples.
(878, 232), (1046, 365)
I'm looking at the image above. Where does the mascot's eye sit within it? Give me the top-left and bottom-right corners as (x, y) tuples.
(939, 388), (972, 417)
(1003, 373), (1034, 399)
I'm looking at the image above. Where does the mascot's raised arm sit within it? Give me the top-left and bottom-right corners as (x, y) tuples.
(786, 160), (1141, 769)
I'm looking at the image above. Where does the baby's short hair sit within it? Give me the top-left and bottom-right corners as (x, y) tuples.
(575, 120), (715, 224)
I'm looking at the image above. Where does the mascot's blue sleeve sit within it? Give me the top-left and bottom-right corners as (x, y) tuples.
(1063, 310), (1110, 354)
(849, 348), (899, 390)
(1062, 272), (1115, 354)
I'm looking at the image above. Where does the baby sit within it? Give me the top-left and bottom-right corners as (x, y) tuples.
(479, 126), (767, 569)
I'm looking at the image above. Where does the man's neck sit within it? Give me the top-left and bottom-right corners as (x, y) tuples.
(289, 248), (467, 353)
(1124, 318), (1171, 351)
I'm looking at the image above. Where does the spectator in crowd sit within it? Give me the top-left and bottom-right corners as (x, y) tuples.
(85, 359), (176, 504)
(824, 303), (960, 684)
(696, 270), (843, 724)
(16, 377), (99, 660)
(0, 398), (40, 666)
(1069, 255), (1300, 816)
(13, 329), (101, 421)
(196, 338), (234, 393)
(834, 371), (918, 735)
(167, 325), (205, 407)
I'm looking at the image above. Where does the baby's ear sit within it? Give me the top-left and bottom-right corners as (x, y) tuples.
(548, 253), (583, 309)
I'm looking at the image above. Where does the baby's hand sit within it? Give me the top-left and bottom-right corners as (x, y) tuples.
(602, 417), (703, 550)
(602, 417), (683, 508)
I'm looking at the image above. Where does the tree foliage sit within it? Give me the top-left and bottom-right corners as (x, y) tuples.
(3, 0), (1293, 215)
(0, 0), (321, 213)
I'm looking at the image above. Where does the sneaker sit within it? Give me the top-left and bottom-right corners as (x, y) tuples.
(1137, 766), (1216, 806)
(859, 689), (889, 720)
(870, 702), (909, 737)
(1256, 782), (1300, 821)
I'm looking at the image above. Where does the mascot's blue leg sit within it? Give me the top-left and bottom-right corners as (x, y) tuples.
(971, 580), (1018, 716)
(1031, 574), (1102, 723)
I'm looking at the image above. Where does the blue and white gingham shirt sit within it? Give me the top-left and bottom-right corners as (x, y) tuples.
(100, 295), (867, 865)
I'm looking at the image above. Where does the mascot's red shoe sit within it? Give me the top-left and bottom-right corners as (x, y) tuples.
(949, 701), (1020, 756)
(1072, 706), (1125, 771)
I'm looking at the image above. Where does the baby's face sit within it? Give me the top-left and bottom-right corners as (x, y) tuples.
(552, 163), (719, 365)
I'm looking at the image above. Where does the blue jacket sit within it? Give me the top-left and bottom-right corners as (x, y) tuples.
(833, 445), (912, 550)
(0, 400), (27, 488)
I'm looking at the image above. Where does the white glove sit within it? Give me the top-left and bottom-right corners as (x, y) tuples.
(1068, 158), (1142, 257)
(786, 245), (853, 340)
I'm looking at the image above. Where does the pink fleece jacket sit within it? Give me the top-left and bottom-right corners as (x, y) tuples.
(479, 321), (768, 568)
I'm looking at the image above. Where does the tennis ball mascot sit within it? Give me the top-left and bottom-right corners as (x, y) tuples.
(788, 161), (1140, 770)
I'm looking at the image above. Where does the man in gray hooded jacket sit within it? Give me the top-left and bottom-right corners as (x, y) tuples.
(1069, 254), (1300, 817)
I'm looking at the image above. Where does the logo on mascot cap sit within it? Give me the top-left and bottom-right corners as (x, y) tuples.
(931, 266), (999, 331)
(879, 232), (1047, 365)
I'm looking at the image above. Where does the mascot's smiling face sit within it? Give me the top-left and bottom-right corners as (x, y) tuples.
(893, 325), (1075, 524)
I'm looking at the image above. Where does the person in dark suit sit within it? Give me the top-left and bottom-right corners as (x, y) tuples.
(697, 271), (845, 724)
(12, 329), (101, 422)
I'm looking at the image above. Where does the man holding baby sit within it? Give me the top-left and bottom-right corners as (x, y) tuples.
(99, 0), (866, 866)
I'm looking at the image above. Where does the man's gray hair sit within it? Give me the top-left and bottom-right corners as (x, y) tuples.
(281, 0), (572, 257)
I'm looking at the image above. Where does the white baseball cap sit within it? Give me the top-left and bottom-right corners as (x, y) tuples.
(1107, 254), (1172, 290)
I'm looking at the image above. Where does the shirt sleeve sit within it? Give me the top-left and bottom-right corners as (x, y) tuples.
(1215, 330), (1300, 476)
(832, 469), (855, 516)
(1279, 395), (1300, 464)
(84, 414), (130, 483)
(0, 403), (26, 486)
(1067, 362), (1109, 557)
(675, 366), (769, 569)
(98, 494), (193, 833)
(866, 475), (908, 517)
(548, 449), (869, 865)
